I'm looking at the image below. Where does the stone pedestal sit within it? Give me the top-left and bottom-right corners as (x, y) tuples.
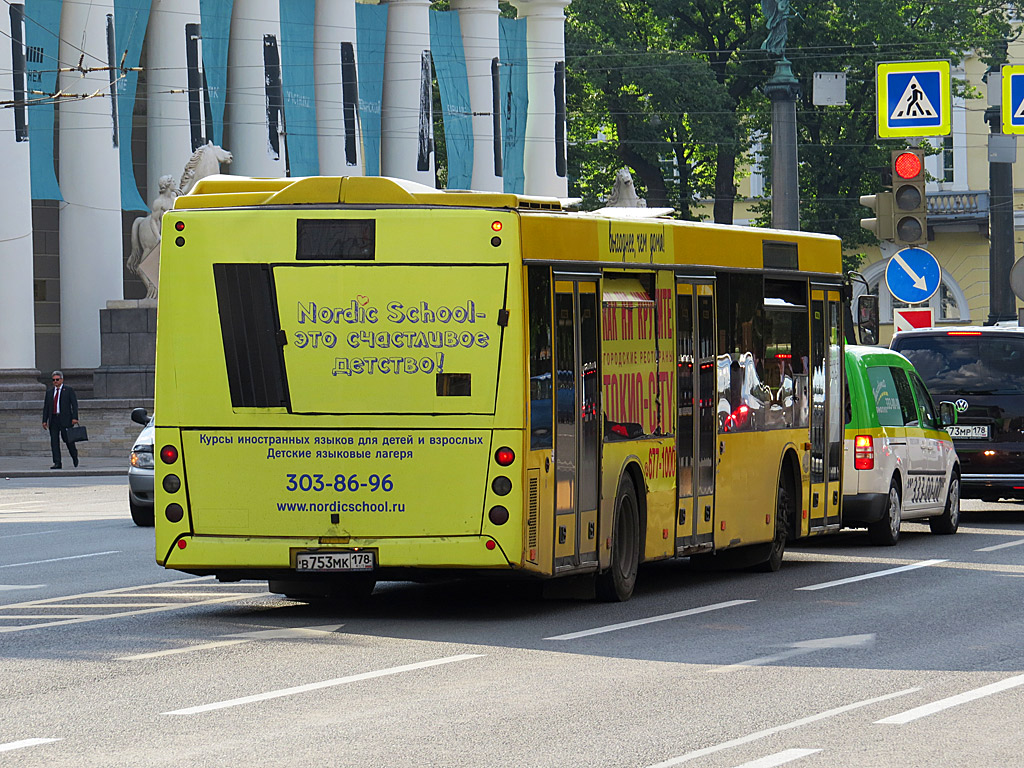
(92, 299), (157, 398)
(0, 369), (45, 401)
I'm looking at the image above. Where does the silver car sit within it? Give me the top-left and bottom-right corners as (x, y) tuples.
(128, 408), (154, 527)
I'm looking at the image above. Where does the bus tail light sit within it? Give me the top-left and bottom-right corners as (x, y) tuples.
(854, 435), (874, 470)
(495, 447), (515, 466)
(160, 445), (179, 464)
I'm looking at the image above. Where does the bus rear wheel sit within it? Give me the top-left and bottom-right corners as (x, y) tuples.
(596, 476), (640, 602)
(753, 479), (791, 573)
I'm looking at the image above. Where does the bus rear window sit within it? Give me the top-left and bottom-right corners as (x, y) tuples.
(894, 334), (1024, 395)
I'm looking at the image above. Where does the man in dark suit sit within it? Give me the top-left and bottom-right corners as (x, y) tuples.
(42, 370), (79, 469)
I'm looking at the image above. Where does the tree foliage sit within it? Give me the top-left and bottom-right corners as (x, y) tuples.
(565, 0), (1014, 244)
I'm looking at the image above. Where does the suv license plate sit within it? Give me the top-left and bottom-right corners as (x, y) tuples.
(296, 551), (375, 572)
(947, 425), (989, 439)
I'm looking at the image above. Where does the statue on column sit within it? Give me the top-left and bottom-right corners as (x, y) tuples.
(761, 0), (796, 58)
(608, 168), (646, 207)
(128, 174), (179, 299)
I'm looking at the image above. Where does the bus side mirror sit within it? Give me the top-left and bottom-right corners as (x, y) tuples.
(939, 401), (958, 428)
(857, 295), (879, 345)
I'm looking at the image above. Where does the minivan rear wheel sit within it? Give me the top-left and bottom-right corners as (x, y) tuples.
(930, 473), (960, 535)
(869, 479), (901, 546)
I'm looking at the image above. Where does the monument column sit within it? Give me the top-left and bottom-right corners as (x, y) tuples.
(315, 0), (362, 175)
(381, 0), (434, 185)
(225, 0), (287, 177)
(58, 0), (124, 371)
(451, 0), (502, 192)
(147, 0), (203, 201)
(0, 2), (41, 398)
(508, 0), (569, 198)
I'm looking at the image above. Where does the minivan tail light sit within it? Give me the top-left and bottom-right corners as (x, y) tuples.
(854, 435), (874, 470)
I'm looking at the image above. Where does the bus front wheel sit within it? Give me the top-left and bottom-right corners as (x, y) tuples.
(596, 476), (640, 602)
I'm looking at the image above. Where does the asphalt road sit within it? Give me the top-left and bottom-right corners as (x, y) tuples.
(3, 476), (1024, 767)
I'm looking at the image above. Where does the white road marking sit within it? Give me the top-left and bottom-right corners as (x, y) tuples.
(163, 653), (485, 715)
(545, 600), (756, 640)
(976, 538), (1024, 552)
(796, 559), (946, 591)
(0, 530), (58, 538)
(711, 634), (874, 673)
(0, 550), (120, 569)
(730, 749), (822, 768)
(0, 595), (265, 634)
(875, 672), (1024, 724)
(645, 688), (919, 767)
(0, 584), (45, 591)
(120, 624), (343, 660)
(0, 738), (60, 753)
(0, 615), (90, 619)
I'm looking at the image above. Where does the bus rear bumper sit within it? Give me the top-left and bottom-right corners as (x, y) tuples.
(161, 533), (517, 576)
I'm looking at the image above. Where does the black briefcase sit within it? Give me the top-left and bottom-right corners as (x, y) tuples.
(68, 425), (89, 443)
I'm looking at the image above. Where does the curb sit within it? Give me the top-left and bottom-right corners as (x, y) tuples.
(2, 469), (127, 479)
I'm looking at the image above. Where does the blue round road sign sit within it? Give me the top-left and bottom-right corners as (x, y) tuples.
(885, 247), (940, 304)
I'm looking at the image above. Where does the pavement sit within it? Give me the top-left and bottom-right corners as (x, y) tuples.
(0, 455), (127, 479)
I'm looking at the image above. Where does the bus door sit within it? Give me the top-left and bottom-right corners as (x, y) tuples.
(675, 279), (717, 553)
(552, 277), (600, 570)
(809, 286), (843, 531)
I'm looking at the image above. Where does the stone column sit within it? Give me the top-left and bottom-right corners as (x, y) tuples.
(315, 0), (362, 175)
(381, 0), (434, 185)
(509, 0), (569, 198)
(0, 2), (42, 398)
(766, 59), (800, 231)
(225, 0), (287, 177)
(147, 0), (202, 201)
(58, 0), (124, 370)
(451, 0), (502, 192)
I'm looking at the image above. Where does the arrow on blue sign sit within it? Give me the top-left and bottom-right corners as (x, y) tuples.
(885, 247), (941, 305)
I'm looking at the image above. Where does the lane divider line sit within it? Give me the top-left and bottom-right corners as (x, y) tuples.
(645, 688), (919, 767)
(0, 738), (61, 753)
(163, 654), (485, 715)
(730, 748), (822, 768)
(875, 672), (1024, 725)
(0, 551), (120, 569)
(796, 559), (947, 591)
(976, 539), (1024, 552)
(544, 600), (756, 641)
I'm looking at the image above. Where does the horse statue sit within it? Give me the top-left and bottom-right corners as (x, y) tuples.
(608, 168), (646, 208)
(179, 141), (233, 195)
(128, 175), (179, 299)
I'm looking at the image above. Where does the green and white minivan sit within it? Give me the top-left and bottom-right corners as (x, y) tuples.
(843, 345), (960, 545)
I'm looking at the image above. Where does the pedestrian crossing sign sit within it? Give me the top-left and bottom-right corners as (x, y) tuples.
(1001, 65), (1024, 135)
(877, 60), (951, 138)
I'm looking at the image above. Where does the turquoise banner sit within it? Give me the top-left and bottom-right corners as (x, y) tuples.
(429, 10), (472, 190)
(24, 0), (62, 200)
(355, 2), (387, 176)
(114, 0), (151, 211)
(498, 17), (527, 194)
(199, 0), (233, 148)
(279, 0), (318, 177)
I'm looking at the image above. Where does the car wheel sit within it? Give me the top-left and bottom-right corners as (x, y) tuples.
(129, 495), (154, 527)
(868, 479), (901, 546)
(930, 473), (960, 535)
(753, 479), (792, 572)
(596, 476), (640, 602)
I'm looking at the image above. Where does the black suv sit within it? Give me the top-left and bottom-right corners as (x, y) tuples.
(891, 326), (1024, 501)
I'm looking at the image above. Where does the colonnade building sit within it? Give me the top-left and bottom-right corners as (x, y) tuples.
(0, 0), (571, 401)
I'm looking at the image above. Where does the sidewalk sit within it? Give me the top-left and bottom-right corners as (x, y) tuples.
(0, 455), (127, 479)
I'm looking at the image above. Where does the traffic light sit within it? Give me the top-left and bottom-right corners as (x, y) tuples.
(859, 191), (895, 241)
(891, 149), (927, 246)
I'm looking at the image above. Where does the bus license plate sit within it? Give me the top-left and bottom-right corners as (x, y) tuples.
(295, 551), (375, 572)
(947, 425), (989, 439)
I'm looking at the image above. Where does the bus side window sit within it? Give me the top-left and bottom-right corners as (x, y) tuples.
(527, 266), (553, 449)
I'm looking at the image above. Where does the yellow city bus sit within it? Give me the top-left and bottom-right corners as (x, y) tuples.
(153, 175), (846, 601)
